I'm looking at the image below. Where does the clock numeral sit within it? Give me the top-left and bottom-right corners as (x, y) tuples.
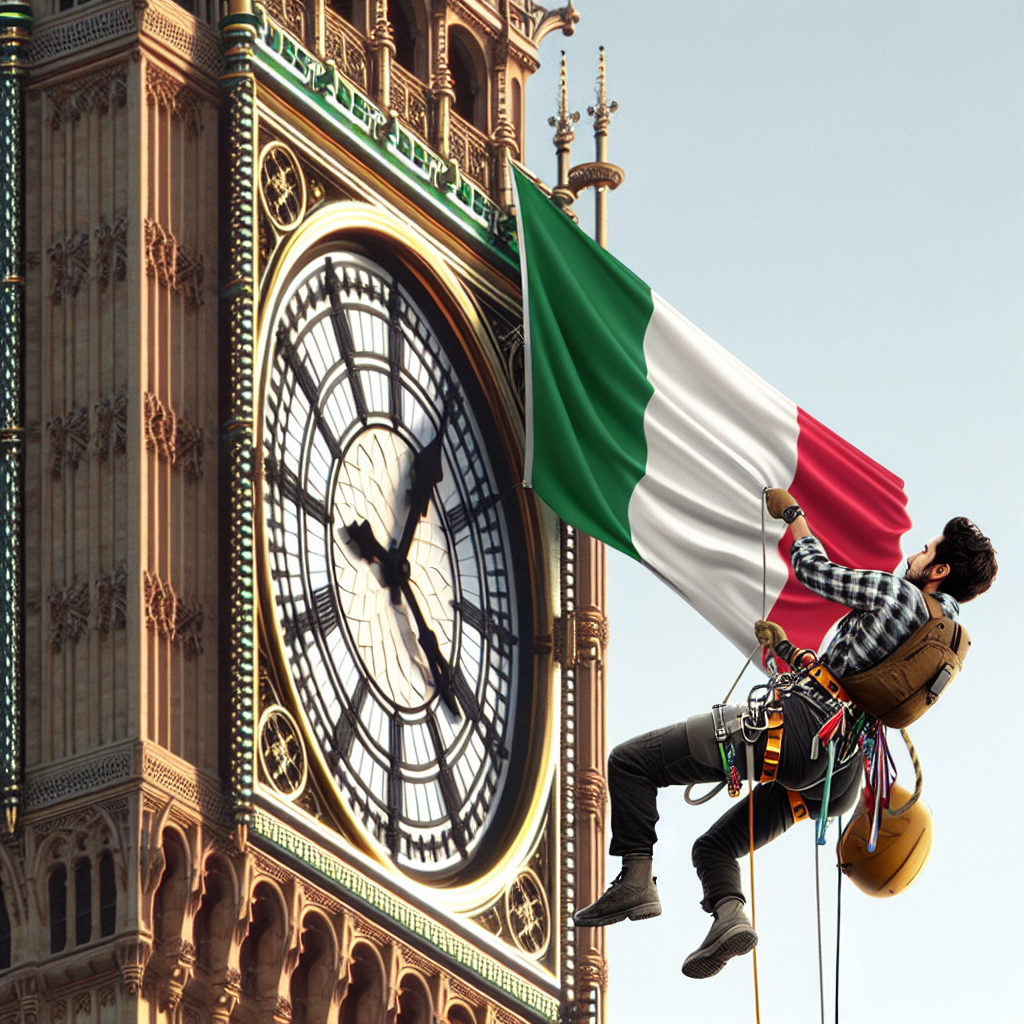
(452, 666), (508, 760)
(329, 676), (369, 768)
(284, 585), (339, 643)
(324, 256), (369, 424)
(427, 717), (467, 856)
(275, 327), (343, 462)
(264, 455), (332, 526)
(455, 599), (518, 653)
(387, 285), (404, 426)
(445, 501), (471, 535)
(386, 713), (403, 857)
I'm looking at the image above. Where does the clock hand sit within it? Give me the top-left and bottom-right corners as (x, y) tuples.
(399, 578), (461, 718)
(396, 398), (452, 563)
(346, 519), (406, 605)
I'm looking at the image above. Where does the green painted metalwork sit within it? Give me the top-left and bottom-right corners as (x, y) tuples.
(221, 4), (259, 832)
(251, 4), (519, 273)
(0, 0), (31, 836)
(252, 808), (560, 1022)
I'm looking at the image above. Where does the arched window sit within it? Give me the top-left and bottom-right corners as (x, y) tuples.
(74, 859), (92, 945)
(289, 915), (333, 1024)
(0, 886), (11, 969)
(395, 974), (431, 1024)
(448, 28), (486, 130)
(49, 866), (67, 954)
(99, 852), (116, 938)
(194, 856), (234, 975)
(448, 1006), (475, 1024)
(338, 944), (385, 1024)
(239, 884), (287, 1003)
(390, 0), (418, 77)
(153, 830), (188, 950)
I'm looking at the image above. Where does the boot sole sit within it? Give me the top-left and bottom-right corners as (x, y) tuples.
(681, 926), (758, 979)
(573, 901), (662, 928)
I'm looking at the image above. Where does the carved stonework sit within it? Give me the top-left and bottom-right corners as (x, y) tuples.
(48, 405), (90, 476)
(117, 937), (153, 995)
(48, 62), (128, 132)
(48, 580), (90, 652)
(48, 228), (91, 303)
(98, 985), (116, 1009)
(145, 63), (205, 138)
(145, 219), (204, 309)
(95, 565), (128, 640)
(144, 391), (203, 479)
(574, 609), (608, 664)
(144, 569), (203, 657)
(72, 992), (91, 1017)
(575, 767), (608, 829)
(94, 391), (128, 460)
(577, 951), (608, 994)
(95, 214), (128, 291)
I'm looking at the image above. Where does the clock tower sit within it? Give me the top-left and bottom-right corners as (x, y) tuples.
(0, 0), (613, 1022)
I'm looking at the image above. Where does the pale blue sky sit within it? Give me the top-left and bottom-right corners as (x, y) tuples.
(524, 4), (1023, 1022)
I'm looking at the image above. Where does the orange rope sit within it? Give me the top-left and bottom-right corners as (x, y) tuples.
(748, 756), (762, 1024)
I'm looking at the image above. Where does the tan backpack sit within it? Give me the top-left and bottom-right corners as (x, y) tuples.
(839, 593), (970, 728)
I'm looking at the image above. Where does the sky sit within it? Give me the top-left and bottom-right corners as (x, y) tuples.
(523, 3), (1023, 1023)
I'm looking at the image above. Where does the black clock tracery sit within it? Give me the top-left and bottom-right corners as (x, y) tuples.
(260, 250), (521, 876)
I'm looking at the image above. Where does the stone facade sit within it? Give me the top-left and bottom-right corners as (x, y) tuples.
(0, 0), (607, 1021)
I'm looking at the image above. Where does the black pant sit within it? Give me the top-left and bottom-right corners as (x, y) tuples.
(607, 693), (863, 913)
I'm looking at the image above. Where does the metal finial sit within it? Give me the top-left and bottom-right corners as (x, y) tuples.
(587, 45), (618, 136)
(548, 51), (581, 146)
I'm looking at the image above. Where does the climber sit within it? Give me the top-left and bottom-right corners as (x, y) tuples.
(572, 488), (998, 979)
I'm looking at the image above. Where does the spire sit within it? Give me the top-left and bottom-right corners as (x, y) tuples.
(549, 51), (580, 213)
(587, 45), (618, 144)
(566, 47), (623, 248)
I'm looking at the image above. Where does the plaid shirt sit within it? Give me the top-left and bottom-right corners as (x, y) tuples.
(790, 535), (960, 678)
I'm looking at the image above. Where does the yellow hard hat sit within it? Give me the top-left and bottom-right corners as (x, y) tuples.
(836, 784), (933, 898)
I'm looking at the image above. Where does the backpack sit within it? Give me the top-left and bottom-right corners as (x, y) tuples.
(839, 593), (970, 728)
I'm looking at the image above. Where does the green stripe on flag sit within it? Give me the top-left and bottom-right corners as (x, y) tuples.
(512, 165), (654, 558)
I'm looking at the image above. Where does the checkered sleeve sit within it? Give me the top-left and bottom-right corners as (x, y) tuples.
(789, 535), (899, 611)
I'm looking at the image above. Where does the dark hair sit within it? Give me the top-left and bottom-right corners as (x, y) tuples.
(933, 517), (998, 603)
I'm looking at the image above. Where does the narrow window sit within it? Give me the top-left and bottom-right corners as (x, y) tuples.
(49, 866), (67, 954)
(75, 859), (92, 946)
(99, 853), (116, 937)
(0, 887), (11, 969)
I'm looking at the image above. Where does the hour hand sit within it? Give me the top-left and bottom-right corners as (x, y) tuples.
(346, 519), (390, 564)
(397, 399), (452, 560)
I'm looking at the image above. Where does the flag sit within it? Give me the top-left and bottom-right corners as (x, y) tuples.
(510, 165), (912, 659)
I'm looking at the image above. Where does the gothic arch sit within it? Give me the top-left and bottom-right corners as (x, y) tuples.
(238, 881), (291, 1020)
(448, 25), (489, 131)
(193, 852), (240, 977)
(390, 0), (429, 81)
(153, 827), (190, 952)
(394, 972), (431, 1024)
(338, 940), (386, 1024)
(446, 1004), (476, 1024)
(289, 910), (337, 1024)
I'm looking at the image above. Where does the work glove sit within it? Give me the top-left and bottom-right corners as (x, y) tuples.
(765, 487), (797, 520)
(754, 619), (787, 649)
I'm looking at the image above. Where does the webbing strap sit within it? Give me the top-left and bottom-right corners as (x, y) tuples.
(806, 663), (852, 704)
(759, 707), (784, 783)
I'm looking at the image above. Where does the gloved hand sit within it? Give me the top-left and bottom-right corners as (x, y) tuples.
(754, 619), (787, 649)
(765, 487), (797, 520)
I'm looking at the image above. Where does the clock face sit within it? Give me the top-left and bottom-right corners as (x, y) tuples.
(259, 249), (525, 876)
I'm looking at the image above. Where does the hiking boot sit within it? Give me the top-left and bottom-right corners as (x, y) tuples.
(572, 857), (662, 927)
(681, 898), (757, 979)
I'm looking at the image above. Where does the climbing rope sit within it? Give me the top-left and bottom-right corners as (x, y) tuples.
(835, 816), (843, 1024)
(888, 728), (924, 816)
(815, 834), (825, 1024)
(746, 741), (762, 1024)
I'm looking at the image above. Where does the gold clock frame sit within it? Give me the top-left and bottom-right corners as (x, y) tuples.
(254, 202), (557, 914)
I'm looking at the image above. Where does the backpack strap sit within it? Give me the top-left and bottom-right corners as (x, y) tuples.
(921, 592), (946, 620)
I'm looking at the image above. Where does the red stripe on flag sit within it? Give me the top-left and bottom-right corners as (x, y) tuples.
(767, 407), (913, 655)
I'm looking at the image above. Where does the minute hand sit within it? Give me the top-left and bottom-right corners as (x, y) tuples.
(399, 579), (461, 718)
(396, 402), (451, 562)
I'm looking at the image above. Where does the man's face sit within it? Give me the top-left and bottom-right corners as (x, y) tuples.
(906, 535), (945, 588)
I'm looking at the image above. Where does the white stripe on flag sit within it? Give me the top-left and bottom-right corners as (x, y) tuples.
(627, 293), (799, 653)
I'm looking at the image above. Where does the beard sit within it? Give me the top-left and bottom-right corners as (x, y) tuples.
(905, 560), (933, 590)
